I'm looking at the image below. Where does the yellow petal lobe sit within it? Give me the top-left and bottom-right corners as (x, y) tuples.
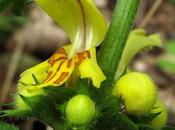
(77, 48), (106, 88)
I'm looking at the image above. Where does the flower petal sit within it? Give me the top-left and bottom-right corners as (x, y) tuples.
(114, 29), (161, 80)
(36, 0), (107, 53)
(78, 48), (106, 88)
(42, 47), (75, 87)
(18, 61), (50, 89)
(43, 59), (75, 86)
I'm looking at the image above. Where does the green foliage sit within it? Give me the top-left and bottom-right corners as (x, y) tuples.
(11, 0), (30, 15)
(0, 16), (26, 30)
(95, 111), (138, 130)
(168, 0), (175, 4)
(1, 109), (32, 118)
(162, 126), (175, 130)
(138, 125), (154, 130)
(0, 16), (27, 40)
(0, 0), (29, 40)
(0, 0), (15, 12)
(0, 0), (32, 13)
(0, 122), (19, 130)
(166, 41), (175, 55)
(158, 60), (175, 74)
(157, 40), (175, 75)
(20, 94), (61, 127)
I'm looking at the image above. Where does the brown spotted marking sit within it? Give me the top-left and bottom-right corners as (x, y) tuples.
(76, 52), (86, 65)
(67, 59), (73, 68)
(85, 50), (91, 58)
(75, 50), (91, 65)
(57, 60), (66, 71)
(54, 48), (67, 56)
(49, 57), (67, 67)
(54, 72), (69, 85)
(43, 60), (66, 83)
(42, 71), (52, 83)
(50, 49), (66, 61)
(48, 48), (68, 67)
(43, 73), (57, 84)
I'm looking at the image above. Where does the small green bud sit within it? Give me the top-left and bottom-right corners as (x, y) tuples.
(113, 72), (157, 116)
(151, 99), (167, 130)
(66, 94), (96, 125)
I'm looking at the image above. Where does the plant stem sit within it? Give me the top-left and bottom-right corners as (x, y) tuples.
(98, 0), (140, 87)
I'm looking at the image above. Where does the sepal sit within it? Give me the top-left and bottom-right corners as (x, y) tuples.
(0, 109), (32, 118)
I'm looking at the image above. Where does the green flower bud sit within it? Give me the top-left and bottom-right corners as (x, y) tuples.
(113, 72), (157, 116)
(66, 94), (96, 125)
(151, 99), (167, 130)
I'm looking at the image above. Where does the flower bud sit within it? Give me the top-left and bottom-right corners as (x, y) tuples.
(66, 94), (96, 125)
(113, 72), (157, 116)
(151, 99), (167, 130)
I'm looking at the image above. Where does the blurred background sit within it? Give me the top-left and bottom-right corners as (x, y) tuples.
(0, 0), (175, 129)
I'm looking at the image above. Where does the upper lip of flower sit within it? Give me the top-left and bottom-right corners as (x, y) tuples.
(35, 0), (107, 54)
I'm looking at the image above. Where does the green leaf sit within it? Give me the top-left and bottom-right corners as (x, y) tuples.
(43, 86), (75, 103)
(0, 122), (19, 130)
(75, 78), (90, 96)
(1, 109), (32, 118)
(114, 29), (161, 80)
(20, 94), (63, 128)
(0, 0), (31, 13)
(128, 112), (160, 125)
(95, 112), (138, 130)
(35, 0), (107, 53)
(89, 91), (137, 130)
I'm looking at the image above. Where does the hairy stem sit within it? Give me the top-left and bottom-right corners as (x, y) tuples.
(98, 0), (140, 88)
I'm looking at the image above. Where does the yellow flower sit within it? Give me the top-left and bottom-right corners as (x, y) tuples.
(18, 0), (107, 92)
(41, 45), (106, 88)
